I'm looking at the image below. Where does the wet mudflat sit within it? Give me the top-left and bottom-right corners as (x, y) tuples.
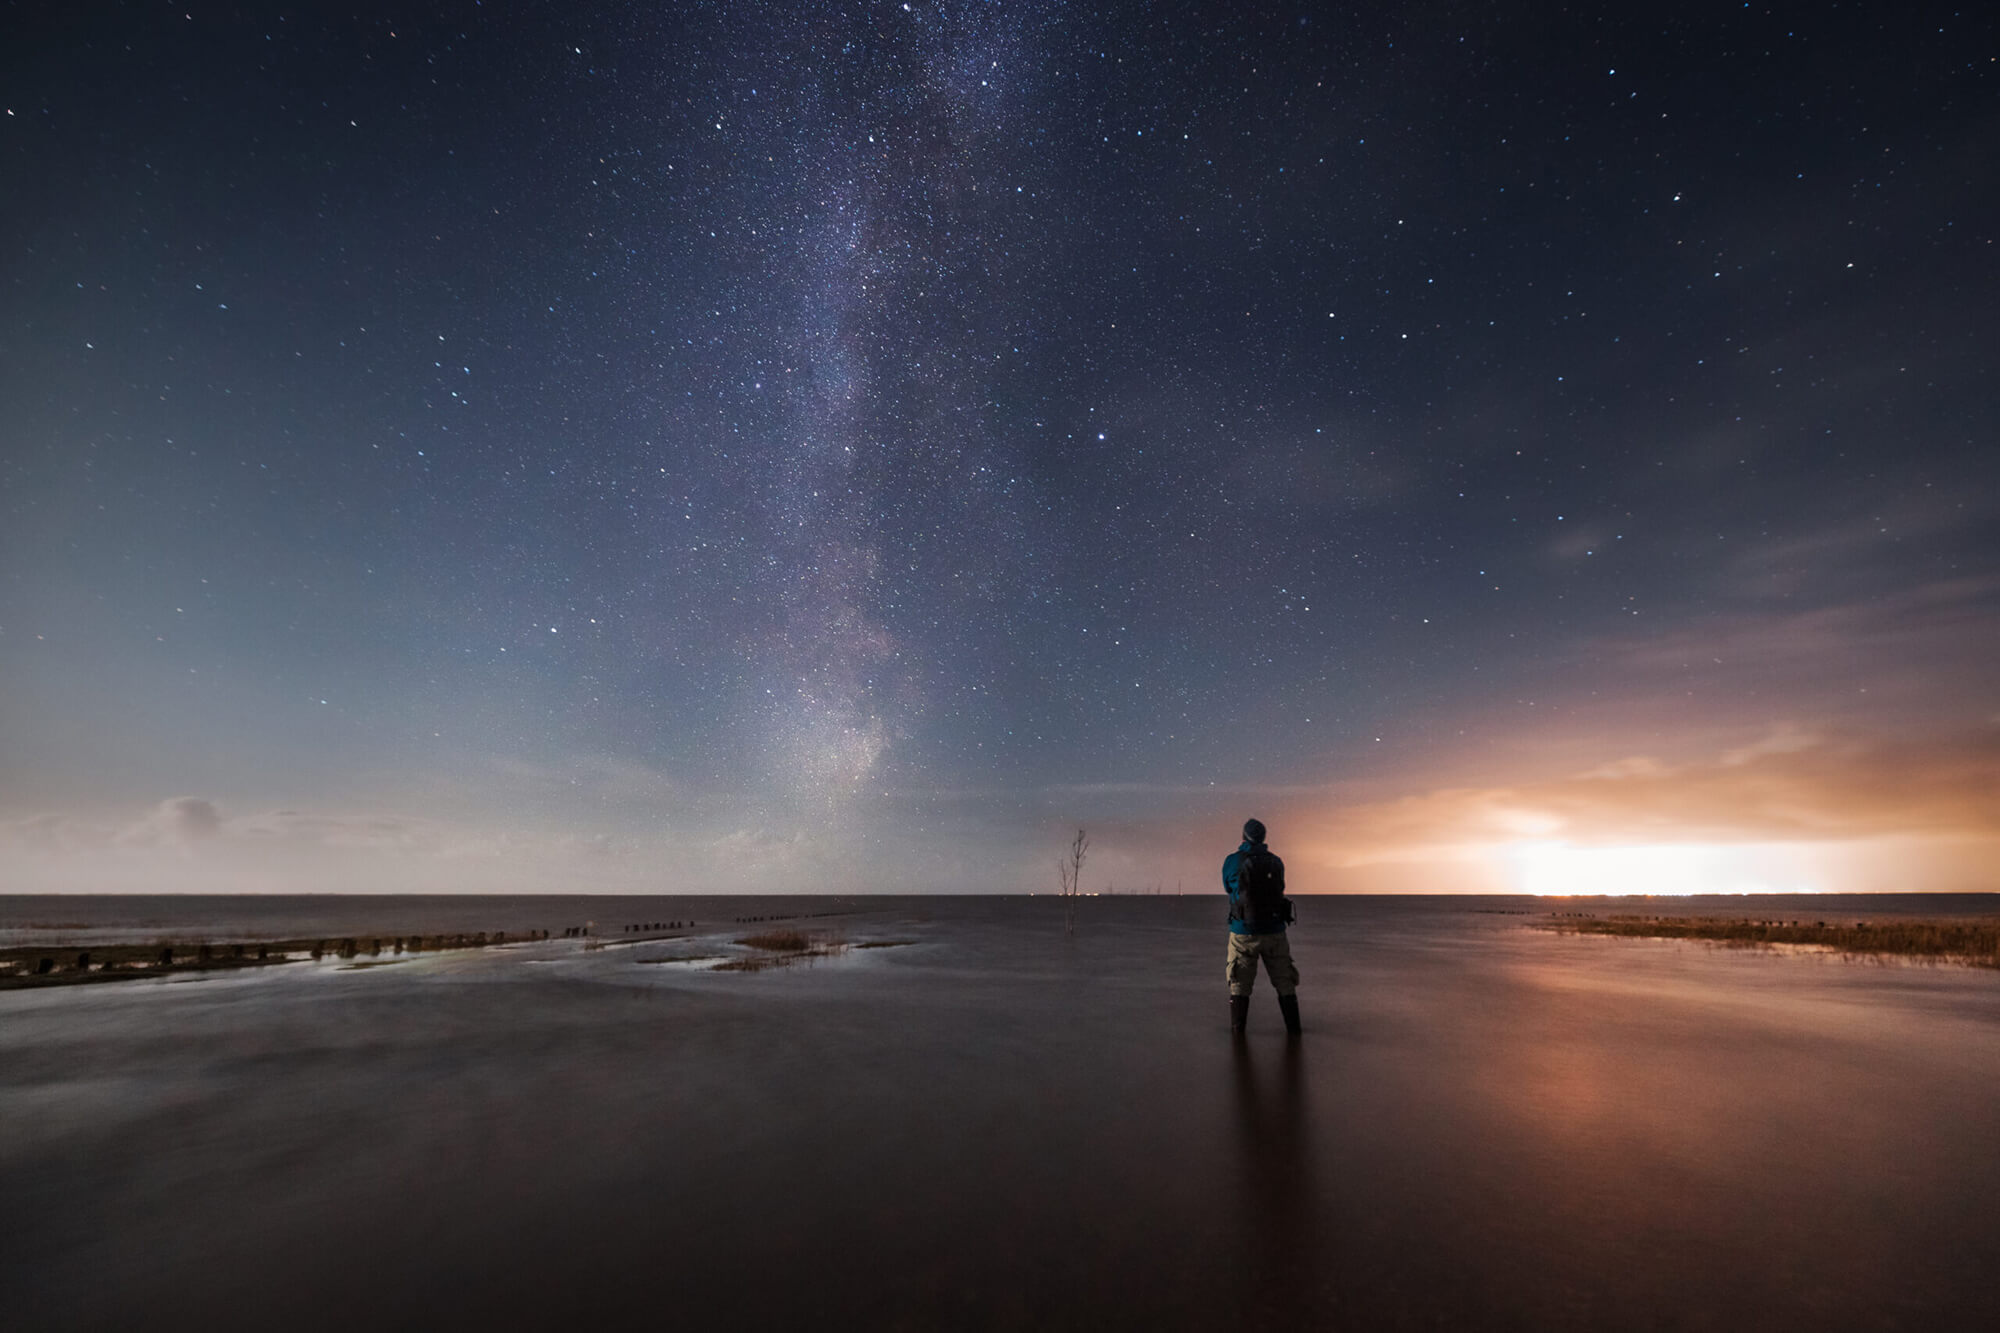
(4, 894), (1999, 1331)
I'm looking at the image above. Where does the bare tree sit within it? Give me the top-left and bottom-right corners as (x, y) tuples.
(1056, 827), (1089, 934)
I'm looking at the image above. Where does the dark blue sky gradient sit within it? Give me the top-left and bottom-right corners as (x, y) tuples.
(4, 2), (1995, 893)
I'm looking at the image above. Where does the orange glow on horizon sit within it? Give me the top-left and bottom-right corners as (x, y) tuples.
(1505, 840), (1829, 896)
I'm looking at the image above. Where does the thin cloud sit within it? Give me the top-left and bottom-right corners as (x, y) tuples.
(115, 797), (223, 846)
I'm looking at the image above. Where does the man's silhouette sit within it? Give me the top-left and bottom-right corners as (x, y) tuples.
(1223, 818), (1300, 1034)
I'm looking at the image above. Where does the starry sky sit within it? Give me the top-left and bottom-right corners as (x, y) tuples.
(3, 1), (1996, 895)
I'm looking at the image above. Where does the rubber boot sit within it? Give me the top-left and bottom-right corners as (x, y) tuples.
(1229, 994), (1250, 1035)
(1278, 992), (1302, 1035)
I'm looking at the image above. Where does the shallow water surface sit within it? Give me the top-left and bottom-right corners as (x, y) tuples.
(4, 895), (1998, 1330)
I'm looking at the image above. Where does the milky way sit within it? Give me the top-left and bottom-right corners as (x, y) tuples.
(3, 3), (1995, 893)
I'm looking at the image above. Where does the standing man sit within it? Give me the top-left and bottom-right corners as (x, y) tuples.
(1224, 818), (1300, 1035)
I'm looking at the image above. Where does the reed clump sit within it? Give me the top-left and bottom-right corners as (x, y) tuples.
(713, 928), (848, 972)
(1543, 915), (2000, 968)
(736, 928), (814, 953)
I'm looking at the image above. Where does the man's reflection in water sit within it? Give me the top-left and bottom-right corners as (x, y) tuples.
(1233, 1036), (1332, 1322)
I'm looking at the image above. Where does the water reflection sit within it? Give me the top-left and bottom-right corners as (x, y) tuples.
(1231, 1037), (1318, 1317)
(9, 896), (2000, 1330)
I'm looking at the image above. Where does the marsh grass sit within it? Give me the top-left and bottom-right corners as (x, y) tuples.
(737, 929), (814, 952)
(1544, 914), (2000, 968)
(713, 928), (849, 972)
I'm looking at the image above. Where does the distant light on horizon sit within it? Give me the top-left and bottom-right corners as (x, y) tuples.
(1507, 841), (1826, 897)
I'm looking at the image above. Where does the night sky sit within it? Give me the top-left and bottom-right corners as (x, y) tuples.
(4, 2), (1995, 895)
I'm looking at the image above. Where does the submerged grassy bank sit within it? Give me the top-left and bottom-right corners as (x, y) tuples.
(1542, 914), (2000, 968)
(0, 929), (546, 989)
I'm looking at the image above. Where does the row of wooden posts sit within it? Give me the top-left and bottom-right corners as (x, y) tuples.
(297, 931), (547, 959)
(561, 921), (695, 937)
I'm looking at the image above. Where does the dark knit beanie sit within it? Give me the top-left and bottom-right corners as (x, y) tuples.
(1243, 818), (1266, 843)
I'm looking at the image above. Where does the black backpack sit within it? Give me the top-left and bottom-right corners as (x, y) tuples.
(1235, 848), (1294, 925)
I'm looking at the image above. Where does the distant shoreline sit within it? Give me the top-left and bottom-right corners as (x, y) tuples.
(1541, 913), (2000, 968)
(0, 906), (870, 988)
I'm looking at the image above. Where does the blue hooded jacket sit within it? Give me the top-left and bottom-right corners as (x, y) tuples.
(1223, 839), (1287, 935)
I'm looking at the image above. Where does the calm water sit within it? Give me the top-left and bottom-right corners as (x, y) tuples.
(4, 894), (1999, 1330)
